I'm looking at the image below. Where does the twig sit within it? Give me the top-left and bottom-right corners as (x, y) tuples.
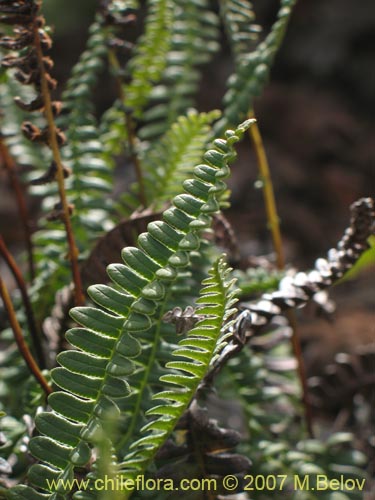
(31, 22), (84, 306)
(0, 136), (35, 279)
(248, 112), (313, 436)
(285, 310), (313, 436)
(248, 112), (285, 268)
(0, 235), (46, 369)
(0, 275), (52, 396)
(108, 49), (147, 207)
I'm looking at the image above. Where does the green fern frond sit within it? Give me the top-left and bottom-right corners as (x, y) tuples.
(217, 0), (297, 132)
(59, 17), (107, 128)
(119, 256), (238, 480)
(223, 341), (297, 443)
(50, 13), (118, 245)
(220, 0), (262, 64)
(123, 109), (221, 212)
(8, 120), (253, 499)
(125, 0), (175, 118)
(98, 100), (130, 173)
(233, 266), (284, 299)
(111, 242), (218, 461)
(138, 0), (220, 142)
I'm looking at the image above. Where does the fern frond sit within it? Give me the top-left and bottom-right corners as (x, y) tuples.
(138, 0), (220, 142)
(123, 109), (221, 212)
(217, 0), (297, 132)
(119, 256), (238, 478)
(125, 0), (175, 118)
(8, 120), (253, 499)
(220, 0), (262, 65)
(234, 197), (375, 341)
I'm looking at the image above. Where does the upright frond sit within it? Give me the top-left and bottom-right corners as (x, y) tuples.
(138, 0), (220, 142)
(119, 256), (238, 480)
(123, 109), (221, 212)
(217, 0), (297, 132)
(220, 0), (262, 64)
(124, 0), (175, 117)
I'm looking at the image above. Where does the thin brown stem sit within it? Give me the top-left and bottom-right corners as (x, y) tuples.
(108, 49), (147, 207)
(0, 235), (46, 368)
(0, 275), (52, 396)
(248, 112), (313, 437)
(32, 22), (84, 306)
(285, 310), (313, 436)
(0, 136), (35, 279)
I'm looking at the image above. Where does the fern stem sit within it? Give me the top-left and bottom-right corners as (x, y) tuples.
(248, 112), (313, 437)
(0, 137), (35, 279)
(286, 310), (313, 436)
(31, 21), (84, 307)
(0, 235), (46, 369)
(0, 275), (52, 396)
(248, 112), (285, 268)
(108, 49), (148, 207)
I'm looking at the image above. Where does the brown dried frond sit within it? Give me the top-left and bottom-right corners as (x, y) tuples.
(0, 31), (33, 49)
(0, 2), (38, 17)
(46, 202), (74, 222)
(21, 122), (65, 146)
(30, 161), (71, 186)
(0, 0), (61, 148)
(202, 198), (375, 387)
(308, 344), (375, 413)
(21, 121), (44, 142)
(14, 95), (44, 112)
(235, 197), (375, 341)
(80, 210), (162, 286)
(50, 101), (62, 116)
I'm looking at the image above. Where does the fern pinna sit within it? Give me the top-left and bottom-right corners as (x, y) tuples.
(7, 120), (253, 500)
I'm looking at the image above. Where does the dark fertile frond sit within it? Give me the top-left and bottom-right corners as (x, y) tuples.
(203, 198), (375, 385)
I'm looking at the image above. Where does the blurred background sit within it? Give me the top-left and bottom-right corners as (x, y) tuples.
(1, 0), (374, 373)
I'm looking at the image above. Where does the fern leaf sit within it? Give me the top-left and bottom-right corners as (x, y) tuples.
(125, 0), (175, 117)
(8, 120), (253, 499)
(120, 256), (238, 477)
(220, 0), (262, 64)
(217, 0), (297, 132)
(138, 0), (220, 142)
(123, 109), (221, 212)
